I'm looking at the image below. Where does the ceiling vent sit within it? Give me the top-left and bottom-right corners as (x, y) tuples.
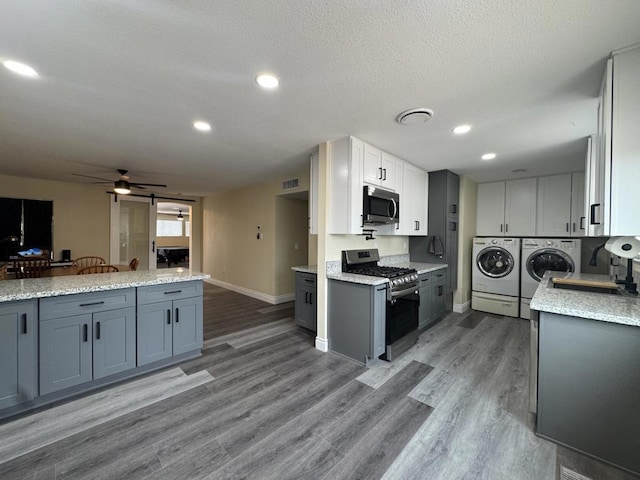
(396, 108), (434, 125)
(282, 178), (299, 190)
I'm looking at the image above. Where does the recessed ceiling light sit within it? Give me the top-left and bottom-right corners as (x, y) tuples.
(452, 124), (471, 134)
(2, 60), (39, 78)
(193, 121), (211, 132)
(481, 153), (497, 161)
(256, 74), (279, 89)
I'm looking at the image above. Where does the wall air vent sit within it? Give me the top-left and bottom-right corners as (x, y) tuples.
(560, 466), (593, 480)
(282, 178), (299, 190)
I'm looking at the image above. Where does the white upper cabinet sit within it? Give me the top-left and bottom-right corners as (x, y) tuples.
(363, 143), (398, 191)
(399, 163), (428, 235)
(476, 178), (537, 237)
(536, 173), (585, 237)
(328, 136), (365, 234)
(587, 46), (640, 236)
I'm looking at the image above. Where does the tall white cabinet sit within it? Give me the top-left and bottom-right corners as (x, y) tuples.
(586, 45), (640, 236)
(476, 179), (537, 237)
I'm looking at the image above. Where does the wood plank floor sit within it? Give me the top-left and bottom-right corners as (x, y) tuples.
(0, 283), (637, 480)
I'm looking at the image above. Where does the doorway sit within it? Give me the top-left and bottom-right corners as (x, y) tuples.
(156, 202), (192, 269)
(109, 196), (157, 270)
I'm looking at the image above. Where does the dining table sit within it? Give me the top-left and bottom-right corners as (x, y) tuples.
(46, 264), (132, 277)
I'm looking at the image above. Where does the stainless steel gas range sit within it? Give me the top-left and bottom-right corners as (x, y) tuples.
(341, 248), (419, 361)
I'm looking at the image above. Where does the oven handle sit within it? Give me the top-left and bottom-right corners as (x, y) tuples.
(390, 285), (419, 298)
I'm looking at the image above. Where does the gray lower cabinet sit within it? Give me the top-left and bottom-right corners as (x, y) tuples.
(295, 272), (317, 332)
(537, 312), (640, 474)
(328, 280), (386, 364)
(431, 269), (446, 321)
(39, 288), (137, 396)
(137, 281), (203, 366)
(0, 300), (38, 409)
(418, 273), (432, 330)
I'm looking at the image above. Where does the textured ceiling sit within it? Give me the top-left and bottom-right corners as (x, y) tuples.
(2, 1), (640, 195)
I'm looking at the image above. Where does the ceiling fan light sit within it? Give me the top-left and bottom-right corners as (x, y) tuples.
(177, 209), (184, 220)
(114, 180), (131, 194)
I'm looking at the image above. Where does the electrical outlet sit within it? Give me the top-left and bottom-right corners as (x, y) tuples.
(294, 242), (299, 250)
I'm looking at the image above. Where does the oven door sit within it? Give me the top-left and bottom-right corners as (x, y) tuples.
(386, 288), (419, 345)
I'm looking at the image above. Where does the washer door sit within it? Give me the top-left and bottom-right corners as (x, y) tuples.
(526, 249), (575, 281)
(476, 247), (515, 278)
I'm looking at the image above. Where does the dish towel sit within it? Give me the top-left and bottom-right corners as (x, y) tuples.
(428, 235), (444, 258)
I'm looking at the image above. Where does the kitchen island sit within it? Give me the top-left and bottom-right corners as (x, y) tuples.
(530, 271), (640, 476)
(0, 268), (210, 419)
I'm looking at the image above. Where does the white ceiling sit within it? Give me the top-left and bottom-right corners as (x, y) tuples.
(2, 1), (640, 196)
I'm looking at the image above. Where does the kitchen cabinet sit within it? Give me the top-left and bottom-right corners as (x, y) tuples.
(328, 280), (386, 364)
(431, 269), (446, 322)
(294, 272), (317, 332)
(39, 289), (137, 395)
(363, 144), (397, 191)
(536, 173), (585, 237)
(587, 46), (640, 236)
(0, 300), (37, 410)
(137, 281), (203, 366)
(476, 178), (537, 236)
(399, 163), (429, 235)
(410, 170), (458, 293)
(418, 273), (432, 330)
(328, 136), (365, 234)
(537, 311), (640, 474)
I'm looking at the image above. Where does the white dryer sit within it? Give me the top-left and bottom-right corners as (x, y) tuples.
(520, 238), (581, 318)
(471, 237), (521, 318)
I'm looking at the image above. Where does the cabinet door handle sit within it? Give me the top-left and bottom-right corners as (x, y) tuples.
(175, 308), (179, 323)
(152, 240), (155, 253)
(572, 222), (576, 232)
(579, 216), (585, 230)
(309, 293), (313, 305)
(451, 221), (457, 232)
(304, 279), (314, 283)
(164, 290), (182, 295)
(451, 204), (457, 214)
(500, 224), (503, 233)
(378, 167), (383, 180)
(80, 301), (105, 307)
(590, 204), (601, 225)
(83, 324), (88, 342)
(505, 224), (508, 233)
(167, 309), (171, 325)
(96, 321), (101, 340)
(304, 292), (308, 303)
(21, 313), (27, 334)
(383, 168), (387, 181)
(566, 222), (569, 232)
(438, 286), (443, 296)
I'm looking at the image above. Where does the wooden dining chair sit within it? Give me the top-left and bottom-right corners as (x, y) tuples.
(77, 265), (119, 275)
(0, 264), (8, 280)
(13, 259), (51, 279)
(73, 256), (106, 269)
(128, 258), (140, 271)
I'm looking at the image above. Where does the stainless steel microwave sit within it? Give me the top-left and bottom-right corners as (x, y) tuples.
(363, 185), (399, 225)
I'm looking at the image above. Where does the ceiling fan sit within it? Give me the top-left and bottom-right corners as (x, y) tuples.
(72, 169), (167, 194)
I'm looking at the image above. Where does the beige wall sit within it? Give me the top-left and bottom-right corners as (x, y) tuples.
(454, 175), (477, 307)
(0, 174), (110, 261)
(202, 171), (310, 297)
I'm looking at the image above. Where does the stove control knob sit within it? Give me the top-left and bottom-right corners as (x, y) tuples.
(411, 273), (419, 282)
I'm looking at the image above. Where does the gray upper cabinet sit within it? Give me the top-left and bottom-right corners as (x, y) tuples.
(137, 281), (204, 366)
(39, 289), (137, 396)
(0, 300), (37, 410)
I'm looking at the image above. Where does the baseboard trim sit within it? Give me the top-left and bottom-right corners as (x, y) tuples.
(453, 300), (471, 314)
(204, 278), (293, 305)
(315, 337), (329, 352)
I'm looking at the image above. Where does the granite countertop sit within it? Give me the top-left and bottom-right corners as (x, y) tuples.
(530, 271), (640, 327)
(292, 261), (446, 286)
(0, 268), (211, 303)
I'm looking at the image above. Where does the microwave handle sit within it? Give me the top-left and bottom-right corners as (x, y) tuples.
(389, 198), (398, 221)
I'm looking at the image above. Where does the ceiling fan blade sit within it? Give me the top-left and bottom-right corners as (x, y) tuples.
(72, 173), (114, 182)
(131, 182), (168, 188)
(130, 185), (147, 190)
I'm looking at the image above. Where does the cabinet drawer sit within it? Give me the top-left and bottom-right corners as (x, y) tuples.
(40, 288), (136, 321)
(137, 281), (203, 305)
(433, 269), (446, 285)
(296, 272), (317, 287)
(418, 272), (431, 286)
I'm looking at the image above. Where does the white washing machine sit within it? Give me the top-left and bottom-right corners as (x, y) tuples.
(520, 238), (581, 319)
(471, 237), (521, 317)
